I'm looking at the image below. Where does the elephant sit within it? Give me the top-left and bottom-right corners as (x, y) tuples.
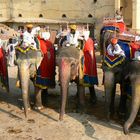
(56, 46), (97, 120)
(123, 60), (140, 134)
(100, 27), (140, 134)
(16, 46), (43, 116)
(15, 36), (55, 117)
(102, 61), (127, 119)
(100, 29), (128, 119)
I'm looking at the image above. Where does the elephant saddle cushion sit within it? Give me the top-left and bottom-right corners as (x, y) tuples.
(80, 38), (98, 86)
(35, 37), (55, 89)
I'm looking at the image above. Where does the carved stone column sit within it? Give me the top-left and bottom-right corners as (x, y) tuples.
(132, 0), (140, 33)
(115, 0), (121, 11)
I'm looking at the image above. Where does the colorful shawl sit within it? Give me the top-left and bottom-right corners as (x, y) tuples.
(80, 38), (98, 86)
(35, 37), (55, 89)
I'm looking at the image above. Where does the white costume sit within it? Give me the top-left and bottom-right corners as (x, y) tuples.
(0, 39), (2, 48)
(41, 31), (50, 40)
(23, 31), (37, 49)
(7, 41), (18, 66)
(107, 43), (125, 57)
(66, 31), (80, 47)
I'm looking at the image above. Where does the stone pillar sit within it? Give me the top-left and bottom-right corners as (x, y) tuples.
(132, 0), (140, 33)
(115, 0), (120, 12)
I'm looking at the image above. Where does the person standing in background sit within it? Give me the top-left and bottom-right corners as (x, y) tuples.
(6, 38), (18, 67)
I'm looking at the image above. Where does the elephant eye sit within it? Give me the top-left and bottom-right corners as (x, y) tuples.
(71, 63), (75, 67)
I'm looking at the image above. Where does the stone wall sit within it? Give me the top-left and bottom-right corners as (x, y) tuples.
(0, 0), (116, 38)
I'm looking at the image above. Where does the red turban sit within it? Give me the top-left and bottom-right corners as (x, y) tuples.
(111, 38), (118, 45)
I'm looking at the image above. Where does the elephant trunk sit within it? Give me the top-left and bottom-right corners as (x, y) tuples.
(59, 58), (70, 121)
(124, 82), (140, 134)
(19, 62), (30, 117)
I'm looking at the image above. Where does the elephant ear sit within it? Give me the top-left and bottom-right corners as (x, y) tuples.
(70, 59), (79, 80)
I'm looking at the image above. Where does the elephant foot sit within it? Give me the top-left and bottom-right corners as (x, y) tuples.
(77, 104), (86, 113)
(106, 111), (114, 121)
(90, 96), (97, 105)
(34, 106), (44, 110)
(117, 111), (126, 120)
(59, 114), (64, 121)
(22, 107), (31, 118)
(22, 107), (31, 111)
(123, 123), (130, 135)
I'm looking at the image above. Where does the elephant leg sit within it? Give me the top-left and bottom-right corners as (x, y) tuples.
(59, 59), (70, 121)
(77, 85), (85, 112)
(118, 83), (127, 117)
(41, 89), (48, 106)
(123, 84), (140, 134)
(35, 87), (43, 110)
(89, 86), (97, 104)
(110, 84), (116, 115)
(104, 71), (116, 120)
(19, 63), (30, 117)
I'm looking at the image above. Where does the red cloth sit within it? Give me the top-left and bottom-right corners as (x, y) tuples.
(83, 38), (97, 76)
(117, 22), (126, 33)
(37, 37), (55, 79)
(104, 22), (126, 33)
(0, 48), (7, 78)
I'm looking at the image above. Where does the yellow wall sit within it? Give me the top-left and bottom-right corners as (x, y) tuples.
(0, 0), (117, 38)
(120, 0), (132, 26)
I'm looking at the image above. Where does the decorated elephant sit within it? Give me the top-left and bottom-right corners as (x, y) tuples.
(15, 36), (55, 117)
(56, 44), (98, 120)
(123, 53), (140, 134)
(100, 24), (140, 134)
(100, 29), (128, 119)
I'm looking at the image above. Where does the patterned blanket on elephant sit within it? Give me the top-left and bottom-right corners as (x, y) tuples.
(0, 48), (9, 91)
(101, 22), (126, 34)
(104, 53), (125, 68)
(100, 26), (119, 35)
(80, 38), (98, 87)
(104, 40), (140, 68)
(35, 37), (55, 89)
(16, 37), (40, 53)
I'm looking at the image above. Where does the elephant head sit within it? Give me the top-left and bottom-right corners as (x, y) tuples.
(56, 47), (80, 120)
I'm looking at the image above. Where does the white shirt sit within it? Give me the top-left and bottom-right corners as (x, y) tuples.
(23, 31), (36, 49)
(107, 43), (125, 57)
(66, 31), (80, 47)
(0, 39), (2, 48)
(134, 50), (140, 60)
(7, 41), (18, 55)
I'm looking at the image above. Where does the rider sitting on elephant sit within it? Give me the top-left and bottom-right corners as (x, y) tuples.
(107, 38), (125, 57)
(62, 24), (83, 48)
(22, 24), (37, 49)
